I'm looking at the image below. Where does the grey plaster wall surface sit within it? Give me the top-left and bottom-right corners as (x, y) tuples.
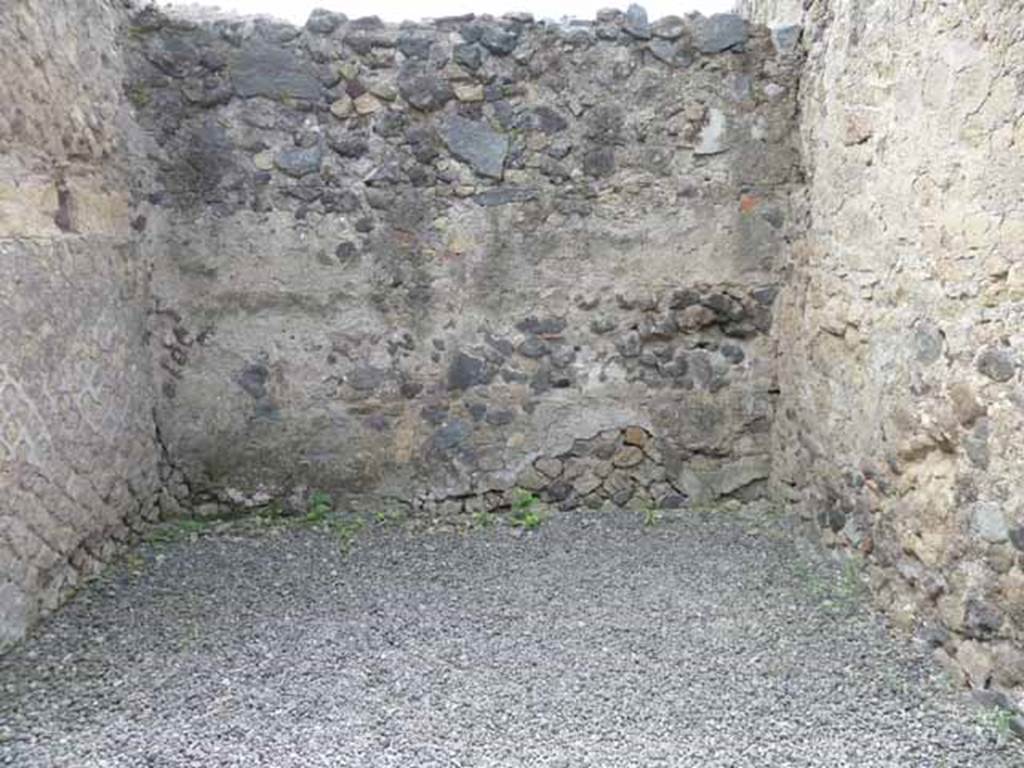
(745, 0), (1024, 710)
(127, 7), (804, 519)
(0, 0), (161, 648)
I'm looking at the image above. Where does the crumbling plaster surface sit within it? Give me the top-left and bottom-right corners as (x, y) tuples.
(0, 0), (161, 648)
(745, 0), (1024, 706)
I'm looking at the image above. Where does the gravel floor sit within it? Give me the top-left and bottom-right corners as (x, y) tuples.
(0, 506), (1018, 767)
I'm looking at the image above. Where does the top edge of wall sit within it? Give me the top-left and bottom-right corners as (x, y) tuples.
(735, 0), (806, 27)
(139, 1), (776, 38)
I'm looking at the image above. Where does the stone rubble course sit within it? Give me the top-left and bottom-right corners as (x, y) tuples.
(0, 509), (1017, 766)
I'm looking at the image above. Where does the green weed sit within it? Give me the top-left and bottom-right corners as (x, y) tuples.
(306, 491), (333, 523)
(512, 489), (539, 510)
(510, 489), (544, 530)
(334, 517), (365, 552)
(473, 509), (495, 528)
(145, 518), (213, 544)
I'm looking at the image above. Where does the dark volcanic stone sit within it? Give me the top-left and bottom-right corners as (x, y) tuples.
(305, 9), (346, 34)
(913, 320), (944, 365)
(659, 493), (687, 509)
(431, 419), (471, 451)
(585, 146), (614, 178)
(616, 332), (641, 358)
(323, 189), (361, 213)
(963, 597), (1004, 639)
(474, 187), (538, 207)
(143, 33), (200, 78)
(516, 316), (567, 336)
(440, 115), (508, 179)
(398, 68), (455, 112)
(238, 364), (268, 398)
(453, 43), (484, 70)
(772, 25), (802, 54)
(515, 106), (569, 134)
(274, 144), (323, 177)
(397, 34), (434, 59)
(475, 24), (519, 55)
(447, 352), (492, 390)
(485, 409), (516, 426)
(348, 365), (387, 391)
(719, 344), (744, 365)
(518, 336), (550, 359)
(545, 480), (573, 502)
(652, 15), (686, 39)
(231, 44), (321, 100)
(623, 4), (651, 39)
(693, 14), (749, 54)
(421, 403), (450, 425)
(335, 241), (359, 263)
(976, 345), (1016, 382)
(328, 131), (369, 158)
(1008, 526), (1024, 551)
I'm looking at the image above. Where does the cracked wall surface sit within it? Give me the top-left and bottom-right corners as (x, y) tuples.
(744, 0), (1024, 711)
(0, 0), (161, 648)
(127, 7), (804, 518)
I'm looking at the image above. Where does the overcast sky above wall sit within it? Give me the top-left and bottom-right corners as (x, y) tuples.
(175, 1), (736, 25)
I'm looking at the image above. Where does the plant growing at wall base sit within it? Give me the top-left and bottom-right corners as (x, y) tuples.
(510, 489), (544, 530)
(334, 517), (365, 552)
(145, 518), (214, 544)
(642, 506), (663, 528)
(473, 509), (495, 528)
(306, 490), (333, 523)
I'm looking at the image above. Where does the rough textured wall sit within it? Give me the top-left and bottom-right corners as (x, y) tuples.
(735, 0), (803, 26)
(0, 0), (160, 648)
(746, 0), (1024, 708)
(127, 8), (804, 518)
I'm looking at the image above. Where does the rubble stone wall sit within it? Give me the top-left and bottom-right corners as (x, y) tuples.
(745, 0), (1024, 707)
(127, 8), (804, 518)
(0, 0), (161, 648)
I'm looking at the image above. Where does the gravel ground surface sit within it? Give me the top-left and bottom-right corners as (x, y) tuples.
(0, 506), (1019, 767)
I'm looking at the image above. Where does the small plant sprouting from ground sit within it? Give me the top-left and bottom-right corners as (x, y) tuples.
(510, 489), (544, 530)
(145, 518), (214, 544)
(306, 491), (333, 523)
(334, 517), (365, 552)
(511, 488), (538, 509)
(642, 506), (663, 528)
(518, 508), (543, 530)
(373, 504), (409, 527)
(302, 490), (368, 551)
(473, 508), (495, 528)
